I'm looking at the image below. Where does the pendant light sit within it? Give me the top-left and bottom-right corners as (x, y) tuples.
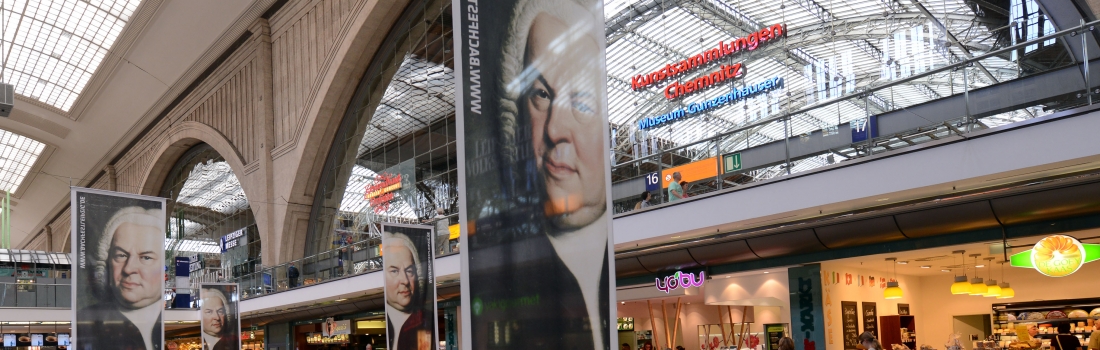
(997, 261), (1015, 299)
(969, 254), (987, 296)
(950, 250), (971, 294)
(983, 257), (1000, 297)
(884, 258), (903, 299)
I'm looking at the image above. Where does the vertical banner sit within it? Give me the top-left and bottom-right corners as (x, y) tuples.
(200, 284), (241, 350)
(382, 224), (437, 350)
(789, 264), (827, 350)
(452, 0), (615, 348)
(71, 188), (167, 350)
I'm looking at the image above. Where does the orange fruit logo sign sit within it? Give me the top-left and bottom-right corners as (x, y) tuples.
(1030, 235), (1085, 277)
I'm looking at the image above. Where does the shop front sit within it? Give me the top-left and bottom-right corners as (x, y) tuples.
(617, 269), (792, 350)
(813, 231), (1100, 350)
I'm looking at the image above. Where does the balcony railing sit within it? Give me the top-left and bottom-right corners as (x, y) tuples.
(612, 19), (1100, 215)
(228, 230), (460, 300)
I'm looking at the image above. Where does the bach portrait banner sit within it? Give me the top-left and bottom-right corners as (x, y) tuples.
(200, 284), (241, 350)
(382, 224), (438, 350)
(451, 0), (616, 349)
(71, 187), (167, 350)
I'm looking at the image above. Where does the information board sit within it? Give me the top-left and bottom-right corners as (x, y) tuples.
(841, 301), (859, 350)
(862, 302), (878, 338)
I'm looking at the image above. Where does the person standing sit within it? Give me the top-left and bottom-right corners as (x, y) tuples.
(1052, 323), (1083, 350)
(778, 337), (795, 350)
(633, 191), (651, 210)
(667, 172), (684, 202)
(859, 331), (883, 350)
(286, 263), (299, 288)
(1087, 329), (1099, 350)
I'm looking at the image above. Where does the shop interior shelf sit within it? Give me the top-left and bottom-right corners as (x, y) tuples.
(994, 317), (1100, 324)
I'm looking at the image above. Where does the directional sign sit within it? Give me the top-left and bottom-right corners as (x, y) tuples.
(723, 153), (743, 173)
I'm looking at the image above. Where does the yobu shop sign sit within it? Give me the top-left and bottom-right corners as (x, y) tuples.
(630, 23), (785, 97)
(1010, 235), (1100, 277)
(655, 271), (705, 294)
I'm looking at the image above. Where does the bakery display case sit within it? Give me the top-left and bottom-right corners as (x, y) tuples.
(991, 298), (1100, 349)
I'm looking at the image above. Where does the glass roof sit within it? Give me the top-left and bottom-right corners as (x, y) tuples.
(0, 0), (143, 111)
(605, 0), (1035, 155)
(0, 128), (45, 193)
(356, 54), (454, 156)
(175, 160), (248, 215)
(163, 237), (221, 254)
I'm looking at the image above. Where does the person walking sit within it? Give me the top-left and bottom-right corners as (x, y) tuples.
(287, 263), (300, 288)
(667, 172), (684, 202)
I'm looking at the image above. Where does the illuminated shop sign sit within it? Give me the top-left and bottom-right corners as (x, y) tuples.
(655, 270), (705, 294)
(639, 77), (783, 130)
(631, 23), (785, 92)
(364, 173), (402, 212)
(664, 63), (742, 100)
(1010, 235), (1100, 277)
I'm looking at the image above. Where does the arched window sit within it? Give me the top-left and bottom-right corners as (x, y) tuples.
(306, 0), (457, 257)
(160, 143), (259, 280)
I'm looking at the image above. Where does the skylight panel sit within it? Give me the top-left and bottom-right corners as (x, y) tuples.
(0, 128), (45, 193)
(0, 0), (143, 111)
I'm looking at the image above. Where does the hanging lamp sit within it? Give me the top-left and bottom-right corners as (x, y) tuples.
(997, 261), (1015, 299)
(950, 250), (971, 294)
(983, 257), (1000, 297)
(884, 258), (903, 299)
(969, 254), (987, 295)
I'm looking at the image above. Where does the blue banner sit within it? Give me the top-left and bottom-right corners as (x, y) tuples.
(789, 264), (826, 350)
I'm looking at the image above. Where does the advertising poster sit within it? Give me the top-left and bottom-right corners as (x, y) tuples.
(71, 188), (167, 350)
(200, 284), (241, 350)
(30, 334), (42, 346)
(58, 333), (70, 346)
(452, 0), (616, 348)
(2, 334), (13, 347)
(789, 264), (827, 350)
(381, 224), (437, 350)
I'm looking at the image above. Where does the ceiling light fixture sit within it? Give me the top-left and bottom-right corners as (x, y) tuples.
(950, 250), (970, 294)
(920, 265), (931, 269)
(897, 261), (908, 265)
(983, 257), (1000, 297)
(997, 261), (1015, 299)
(969, 254), (987, 296)
(884, 258), (903, 299)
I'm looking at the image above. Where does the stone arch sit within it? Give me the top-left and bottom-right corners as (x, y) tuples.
(270, 0), (413, 263)
(140, 121), (249, 198)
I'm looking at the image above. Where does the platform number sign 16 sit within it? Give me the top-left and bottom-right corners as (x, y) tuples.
(645, 172), (661, 192)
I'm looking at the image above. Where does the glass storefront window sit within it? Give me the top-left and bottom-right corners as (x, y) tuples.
(306, 0), (457, 257)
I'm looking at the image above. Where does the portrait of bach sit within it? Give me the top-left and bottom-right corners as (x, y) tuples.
(489, 0), (611, 348)
(384, 231), (434, 350)
(77, 206), (165, 350)
(201, 288), (236, 350)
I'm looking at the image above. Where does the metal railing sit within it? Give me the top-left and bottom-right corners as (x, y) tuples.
(613, 19), (1100, 214)
(0, 282), (71, 308)
(228, 232), (460, 300)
